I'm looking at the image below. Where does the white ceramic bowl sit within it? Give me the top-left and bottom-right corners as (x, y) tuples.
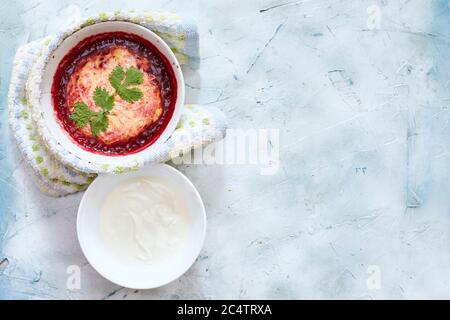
(77, 164), (206, 289)
(40, 21), (185, 166)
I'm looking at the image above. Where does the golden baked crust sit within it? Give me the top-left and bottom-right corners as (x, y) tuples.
(66, 47), (162, 145)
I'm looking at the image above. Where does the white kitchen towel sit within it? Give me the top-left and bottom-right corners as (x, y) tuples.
(8, 11), (227, 197)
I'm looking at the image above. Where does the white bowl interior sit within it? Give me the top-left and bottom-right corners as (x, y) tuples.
(77, 164), (206, 289)
(40, 22), (185, 165)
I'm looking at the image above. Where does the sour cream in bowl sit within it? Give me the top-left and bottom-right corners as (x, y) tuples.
(77, 164), (206, 289)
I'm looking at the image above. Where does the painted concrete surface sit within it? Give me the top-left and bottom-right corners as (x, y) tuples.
(1, 0), (450, 299)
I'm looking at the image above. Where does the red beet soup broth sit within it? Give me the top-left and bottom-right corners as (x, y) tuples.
(51, 32), (177, 156)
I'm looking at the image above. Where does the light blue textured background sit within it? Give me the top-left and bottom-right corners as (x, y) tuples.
(1, 0), (450, 299)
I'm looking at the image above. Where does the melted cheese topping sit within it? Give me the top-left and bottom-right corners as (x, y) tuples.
(66, 47), (163, 145)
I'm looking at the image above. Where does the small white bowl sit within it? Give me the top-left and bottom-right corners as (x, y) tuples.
(77, 164), (206, 289)
(40, 21), (185, 167)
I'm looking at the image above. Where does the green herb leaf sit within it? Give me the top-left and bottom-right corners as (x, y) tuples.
(117, 87), (144, 103)
(90, 112), (108, 137)
(93, 87), (115, 111)
(109, 65), (124, 91)
(109, 65), (144, 103)
(123, 66), (144, 86)
(70, 102), (95, 128)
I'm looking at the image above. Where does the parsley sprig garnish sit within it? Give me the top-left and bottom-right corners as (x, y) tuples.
(70, 65), (144, 136)
(110, 65), (144, 102)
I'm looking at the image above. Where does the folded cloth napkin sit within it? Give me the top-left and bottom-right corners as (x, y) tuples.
(8, 11), (227, 197)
